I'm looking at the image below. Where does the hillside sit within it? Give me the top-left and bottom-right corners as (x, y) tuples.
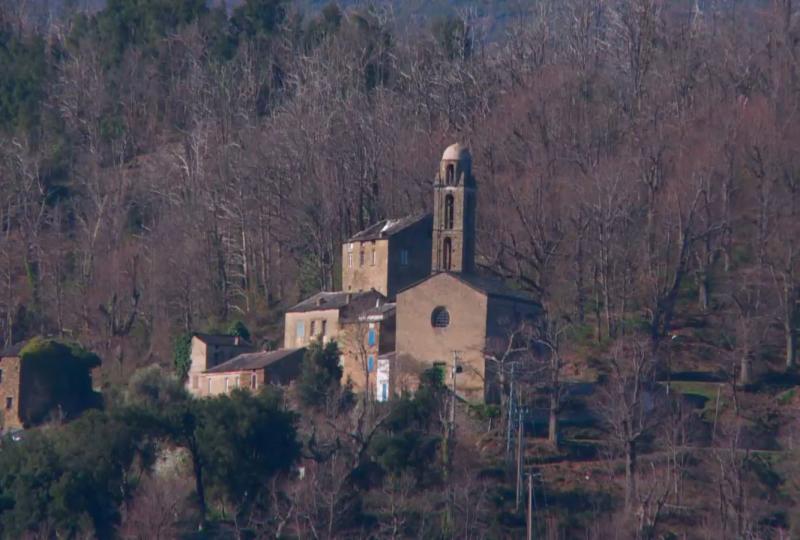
(1, 0), (800, 538)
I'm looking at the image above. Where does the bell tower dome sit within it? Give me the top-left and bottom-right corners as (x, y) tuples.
(432, 143), (476, 274)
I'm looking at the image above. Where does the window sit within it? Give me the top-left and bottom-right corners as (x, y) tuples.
(446, 164), (455, 185)
(368, 328), (376, 347)
(367, 355), (375, 372)
(5, 397), (12, 410)
(251, 373), (258, 389)
(348, 252), (353, 268)
(371, 248), (376, 266)
(444, 194), (455, 229)
(0, 368), (3, 383)
(310, 320), (316, 336)
(400, 249), (409, 266)
(296, 320), (305, 339)
(442, 238), (452, 271)
(381, 382), (388, 402)
(431, 307), (450, 328)
(359, 249), (365, 266)
(225, 378), (230, 392)
(321, 320), (327, 336)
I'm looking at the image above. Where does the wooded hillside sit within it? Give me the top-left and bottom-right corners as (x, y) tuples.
(1, 1), (800, 537)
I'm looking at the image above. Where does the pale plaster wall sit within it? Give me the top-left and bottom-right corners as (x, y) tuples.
(342, 239), (390, 296)
(283, 309), (341, 349)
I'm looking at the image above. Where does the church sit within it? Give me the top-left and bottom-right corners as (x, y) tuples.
(283, 143), (540, 403)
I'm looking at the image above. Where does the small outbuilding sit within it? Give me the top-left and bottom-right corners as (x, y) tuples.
(192, 347), (306, 397)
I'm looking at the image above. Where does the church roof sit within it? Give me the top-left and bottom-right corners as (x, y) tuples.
(442, 143), (471, 161)
(204, 347), (305, 373)
(454, 273), (540, 304)
(399, 272), (540, 305)
(347, 213), (431, 242)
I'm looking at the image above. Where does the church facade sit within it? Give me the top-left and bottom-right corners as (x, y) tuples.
(283, 143), (540, 403)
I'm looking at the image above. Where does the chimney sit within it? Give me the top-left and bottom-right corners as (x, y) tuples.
(346, 293), (352, 303)
(234, 336), (240, 346)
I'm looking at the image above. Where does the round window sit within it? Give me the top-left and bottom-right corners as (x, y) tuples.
(431, 306), (450, 328)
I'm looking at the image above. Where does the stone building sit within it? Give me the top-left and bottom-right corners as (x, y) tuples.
(283, 143), (540, 403)
(0, 340), (100, 431)
(394, 144), (541, 402)
(338, 301), (396, 400)
(0, 343), (24, 431)
(283, 289), (384, 349)
(396, 273), (540, 401)
(341, 213), (432, 299)
(185, 334), (253, 395)
(283, 289), (396, 398)
(193, 348), (306, 397)
(432, 143), (476, 274)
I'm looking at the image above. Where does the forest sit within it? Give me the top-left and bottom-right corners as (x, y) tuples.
(1, 0), (800, 538)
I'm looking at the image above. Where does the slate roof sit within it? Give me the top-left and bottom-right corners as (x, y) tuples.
(347, 213), (431, 242)
(287, 289), (383, 313)
(192, 333), (251, 347)
(205, 348), (305, 374)
(454, 273), (541, 304)
(398, 272), (541, 305)
(358, 302), (396, 321)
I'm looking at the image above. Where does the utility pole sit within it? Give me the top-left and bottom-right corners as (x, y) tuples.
(451, 351), (461, 429)
(506, 363), (516, 458)
(515, 408), (524, 510)
(526, 472), (533, 540)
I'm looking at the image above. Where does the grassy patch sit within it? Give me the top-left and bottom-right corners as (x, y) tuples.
(669, 381), (720, 402)
(777, 388), (796, 406)
(669, 381), (725, 421)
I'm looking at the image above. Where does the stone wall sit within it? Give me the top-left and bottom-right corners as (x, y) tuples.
(342, 239), (390, 295)
(339, 320), (383, 395)
(396, 273), (489, 402)
(283, 309), (341, 349)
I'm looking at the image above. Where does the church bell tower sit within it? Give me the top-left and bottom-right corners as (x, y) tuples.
(432, 143), (476, 274)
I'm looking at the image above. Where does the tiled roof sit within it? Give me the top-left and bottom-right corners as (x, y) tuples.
(348, 213), (431, 242)
(205, 348), (305, 374)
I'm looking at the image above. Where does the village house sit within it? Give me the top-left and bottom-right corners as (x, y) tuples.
(192, 348), (306, 397)
(341, 213), (432, 299)
(282, 289), (385, 349)
(283, 289), (396, 400)
(185, 333), (253, 395)
(338, 299), (396, 401)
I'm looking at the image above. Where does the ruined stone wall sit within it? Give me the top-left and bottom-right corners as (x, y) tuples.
(0, 356), (22, 431)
